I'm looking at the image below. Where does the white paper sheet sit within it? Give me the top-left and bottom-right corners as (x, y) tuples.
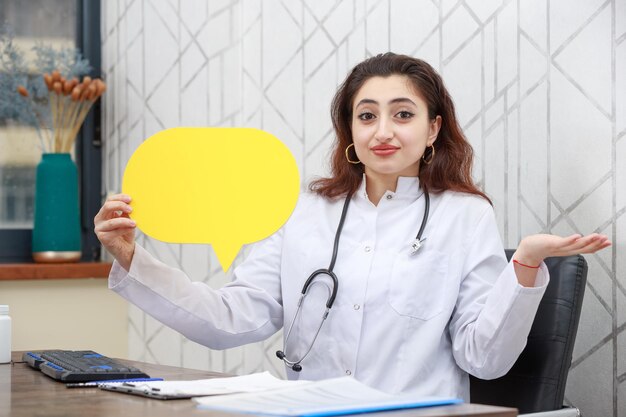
(99, 371), (310, 399)
(193, 376), (462, 416)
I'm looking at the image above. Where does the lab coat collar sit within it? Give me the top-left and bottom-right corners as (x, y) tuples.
(357, 174), (422, 203)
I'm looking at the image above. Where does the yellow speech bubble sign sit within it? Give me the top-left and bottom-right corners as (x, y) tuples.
(122, 127), (300, 271)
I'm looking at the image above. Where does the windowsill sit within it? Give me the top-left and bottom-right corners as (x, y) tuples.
(0, 262), (112, 280)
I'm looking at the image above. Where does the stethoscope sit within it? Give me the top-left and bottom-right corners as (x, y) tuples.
(276, 188), (430, 372)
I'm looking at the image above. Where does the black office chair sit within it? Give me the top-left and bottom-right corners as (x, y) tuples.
(470, 250), (587, 416)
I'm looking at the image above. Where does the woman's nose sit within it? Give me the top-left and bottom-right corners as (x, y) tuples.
(374, 117), (393, 142)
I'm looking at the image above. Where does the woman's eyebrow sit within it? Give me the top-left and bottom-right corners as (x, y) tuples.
(389, 97), (417, 106)
(355, 97), (417, 107)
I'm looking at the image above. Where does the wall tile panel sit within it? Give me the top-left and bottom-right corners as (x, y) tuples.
(102, 1), (626, 414)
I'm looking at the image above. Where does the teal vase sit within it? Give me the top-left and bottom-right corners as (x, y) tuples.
(32, 153), (81, 263)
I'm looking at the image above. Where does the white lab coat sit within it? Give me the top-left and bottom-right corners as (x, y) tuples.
(109, 177), (549, 401)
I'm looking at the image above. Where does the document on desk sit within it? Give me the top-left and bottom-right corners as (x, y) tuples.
(193, 376), (462, 416)
(99, 371), (309, 399)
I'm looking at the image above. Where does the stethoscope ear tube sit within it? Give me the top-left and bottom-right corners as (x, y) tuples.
(275, 351), (302, 371)
(276, 305), (332, 372)
(276, 194), (353, 372)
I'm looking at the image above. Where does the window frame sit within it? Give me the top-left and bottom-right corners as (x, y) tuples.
(0, 0), (102, 263)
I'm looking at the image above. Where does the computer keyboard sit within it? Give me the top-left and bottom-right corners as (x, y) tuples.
(23, 350), (150, 382)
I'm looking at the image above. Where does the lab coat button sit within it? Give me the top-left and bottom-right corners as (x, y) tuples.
(386, 194), (392, 200)
(353, 304), (360, 310)
(345, 370), (352, 375)
(364, 246), (371, 252)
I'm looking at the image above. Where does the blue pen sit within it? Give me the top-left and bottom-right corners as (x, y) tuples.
(66, 377), (164, 388)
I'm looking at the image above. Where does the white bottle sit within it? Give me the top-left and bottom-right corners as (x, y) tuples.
(0, 305), (11, 364)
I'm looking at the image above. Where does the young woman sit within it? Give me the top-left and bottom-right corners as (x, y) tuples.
(94, 53), (610, 401)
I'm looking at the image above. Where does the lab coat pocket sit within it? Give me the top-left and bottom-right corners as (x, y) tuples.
(388, 250), (449, 320)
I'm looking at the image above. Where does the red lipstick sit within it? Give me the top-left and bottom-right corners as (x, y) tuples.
(371, 144), (399, 156)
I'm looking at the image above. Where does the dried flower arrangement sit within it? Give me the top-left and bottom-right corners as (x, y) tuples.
(0, 23), (105, 153)
(18, 71), (106, 153)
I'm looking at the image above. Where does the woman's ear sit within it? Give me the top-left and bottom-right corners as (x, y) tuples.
(428, 115), (442, 145)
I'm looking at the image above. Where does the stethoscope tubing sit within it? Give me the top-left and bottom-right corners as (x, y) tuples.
(277, 188), (430, 372)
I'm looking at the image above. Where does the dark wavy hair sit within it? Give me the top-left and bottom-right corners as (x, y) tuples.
(309, 52), (490, 204)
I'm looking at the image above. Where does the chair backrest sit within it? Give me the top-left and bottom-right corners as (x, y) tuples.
(469, 251), (588, 414)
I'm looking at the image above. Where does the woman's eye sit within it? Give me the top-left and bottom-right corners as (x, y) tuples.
(357, 112), (376, 121)
(396, 111), (414, 119)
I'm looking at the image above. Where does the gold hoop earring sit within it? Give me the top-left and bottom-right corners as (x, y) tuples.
(345, 143), (361, 164)
(422, 145), (435, 165)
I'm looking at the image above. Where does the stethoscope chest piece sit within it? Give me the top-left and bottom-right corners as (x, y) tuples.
(410, 237), (427, 255)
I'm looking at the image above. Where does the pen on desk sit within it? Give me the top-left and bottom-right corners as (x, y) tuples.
(120, 382), (162, 391)
(65, 377), (164, 388)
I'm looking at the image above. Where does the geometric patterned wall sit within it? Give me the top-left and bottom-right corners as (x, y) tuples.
(101, 1), (626, 416)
